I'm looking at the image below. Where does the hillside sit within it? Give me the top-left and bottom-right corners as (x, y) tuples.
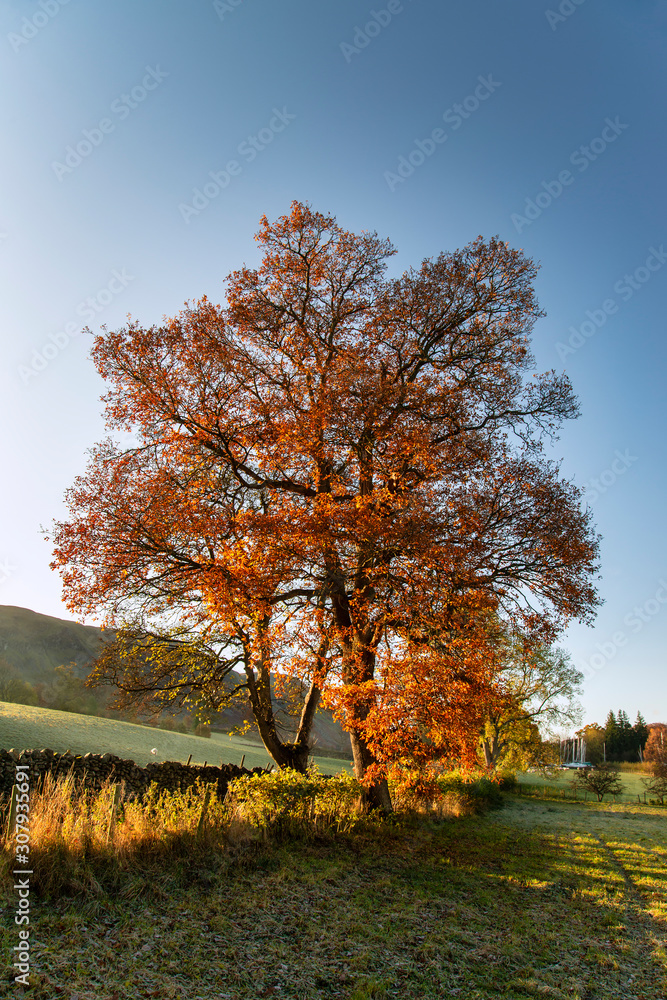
(0, 605), (108, 684)
(0, 701), (350, 772)
(0, 605), (351, 752)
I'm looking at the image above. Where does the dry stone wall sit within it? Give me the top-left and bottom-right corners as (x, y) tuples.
(0, 747), (264, 802)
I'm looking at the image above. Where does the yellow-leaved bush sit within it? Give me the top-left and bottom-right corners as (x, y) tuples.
(226, 767), (362, 838)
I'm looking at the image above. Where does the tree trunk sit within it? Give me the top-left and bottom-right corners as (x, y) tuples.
(243, 621), (319, 773)
(349, 728), (393, 813)
(292, 679), (321, 763)
(327, 541), (393, 812)
(482, 734), (500, 771)
(342, 644), (393, 814)
(481, 738), (493, 770)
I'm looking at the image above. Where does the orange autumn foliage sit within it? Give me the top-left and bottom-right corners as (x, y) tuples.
(51, 202), (599, 810)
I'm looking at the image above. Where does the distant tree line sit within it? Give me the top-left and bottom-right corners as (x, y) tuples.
(577, 710), (654, 763)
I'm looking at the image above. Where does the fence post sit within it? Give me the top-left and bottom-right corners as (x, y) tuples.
(196, 787), (211, 839)
(5, 782), (18, 842)
(106, 783), (123, 844)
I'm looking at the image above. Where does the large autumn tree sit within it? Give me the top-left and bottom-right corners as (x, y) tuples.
(51, 202), (599, 810)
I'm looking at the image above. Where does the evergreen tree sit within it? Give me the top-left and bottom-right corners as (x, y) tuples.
(601, 709), (648, 761)
(604, 710), (619, 759)
(617, 709), (633, 759)
(617, 709), (631, 730)
(633, 712), (649, 760)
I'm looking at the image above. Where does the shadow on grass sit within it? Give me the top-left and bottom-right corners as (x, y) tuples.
(2, 786), (667, 998)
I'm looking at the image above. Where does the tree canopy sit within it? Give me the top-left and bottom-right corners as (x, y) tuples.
(479, 638), (582, 771)
(51, 201), (600, 809)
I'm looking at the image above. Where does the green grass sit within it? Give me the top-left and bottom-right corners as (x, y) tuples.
(2, 794), (667, 998)
(517, 767), (655, 804)
(0, 701), (352, 774)
(2, 711), (665, 997)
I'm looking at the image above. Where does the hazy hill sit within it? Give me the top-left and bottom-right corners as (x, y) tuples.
(0, 605), (350, 752)
(0, 605), (108, 684)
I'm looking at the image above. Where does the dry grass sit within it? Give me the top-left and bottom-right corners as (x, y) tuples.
(1, 772), (234, 900)
(1, 778), (667, 998)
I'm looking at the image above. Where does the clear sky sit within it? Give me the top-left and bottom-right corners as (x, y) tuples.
(1, 0), (665, 726)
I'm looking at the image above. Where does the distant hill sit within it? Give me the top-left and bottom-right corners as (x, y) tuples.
(0, 606), (351, 752)
(0, 605), (109, 685)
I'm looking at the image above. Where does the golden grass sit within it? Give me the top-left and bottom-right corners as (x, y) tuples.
(1, 773), (235, 900)
(0, 769), (499, 903)
(3, 776), (667, 998)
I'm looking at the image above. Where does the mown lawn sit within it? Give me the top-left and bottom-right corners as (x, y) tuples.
(2, 794), (666, 999)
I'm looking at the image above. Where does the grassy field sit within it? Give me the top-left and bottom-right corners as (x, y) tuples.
(2, 787), (667, 998)
(517, 768), (653, 804)
(2, 709), (666, 997)
(0, 701), (352, 774)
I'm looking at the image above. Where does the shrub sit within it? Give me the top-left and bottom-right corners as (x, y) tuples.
(390, 770), (443, 809)
(642, 760), (667, 804)
(226, 768), (362, 839)
(388, 767), (506, 817)
(575, 763), (623, 802)
(436, 773), (504, 813)
(495, 771), (518, 792)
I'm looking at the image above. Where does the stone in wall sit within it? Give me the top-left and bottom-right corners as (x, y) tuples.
(0, 747), (265, 802)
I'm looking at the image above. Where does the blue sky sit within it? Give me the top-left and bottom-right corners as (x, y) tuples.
(0, 0), (665, 726)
